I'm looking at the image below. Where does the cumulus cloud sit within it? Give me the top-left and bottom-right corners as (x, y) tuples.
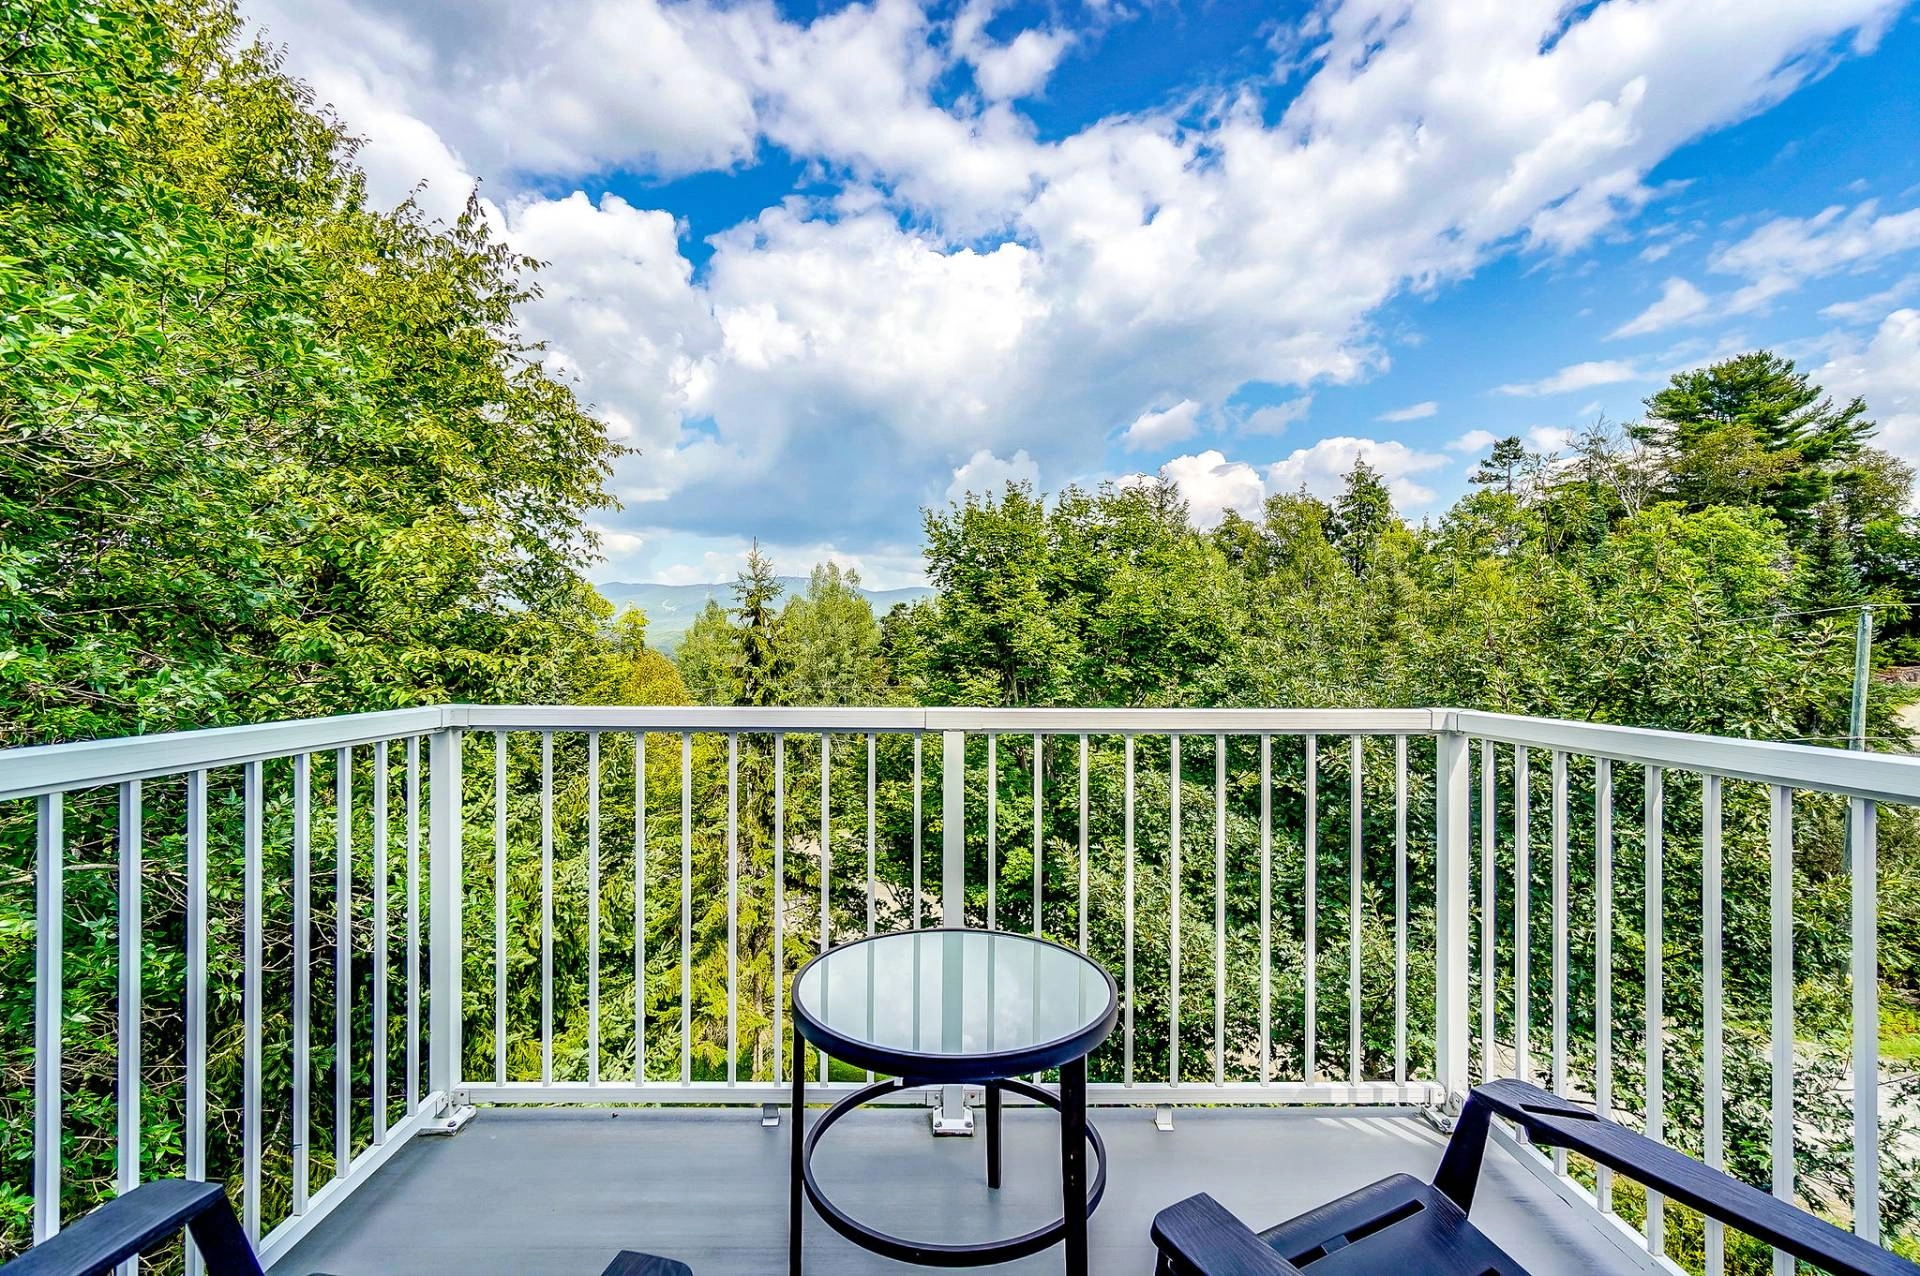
(1264, 436), (1450, 507)
(240, 0), (1905, 576)
(1158, 451), (1267, 529)
(1376, 400), (1438, 422)
(1123, 399), (1203, 450)
(1819, 309), (1920, 459)
(1448, 428), (1500, 454)
(1610, 277), (1711, 338)
(946, 448), (1040, 504)
(1494, 360), (1643, 396)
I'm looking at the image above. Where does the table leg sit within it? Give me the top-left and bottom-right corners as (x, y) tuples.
(985, 1081), (1002, 1190)
(790, 1020), (805, 1276)
(1060, 1057), (1088, 1276)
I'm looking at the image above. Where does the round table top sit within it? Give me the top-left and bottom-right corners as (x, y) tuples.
(792, 929), (1118, 1082)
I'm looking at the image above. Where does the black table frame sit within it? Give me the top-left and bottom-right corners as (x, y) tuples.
(786, 929), (1119, 1275)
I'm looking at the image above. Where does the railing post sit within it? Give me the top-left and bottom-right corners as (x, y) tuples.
(1435, 728), (1471, 1107)
(428, 726), (473, 1128)
(934, 727), (973, 1134)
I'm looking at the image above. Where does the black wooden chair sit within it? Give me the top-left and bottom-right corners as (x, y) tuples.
(1, 1179), (693, 1276)
(1151, 1077), (1918, 1276)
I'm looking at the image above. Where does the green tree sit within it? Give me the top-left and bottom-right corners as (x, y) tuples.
(1468, 435), (1536, 495)
(1330, 460), (1394, 572)
(781, 563), (882, 705)
(1633, 352), (1873, 535)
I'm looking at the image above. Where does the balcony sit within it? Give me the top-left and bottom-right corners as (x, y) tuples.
(3, 706), (1906, 1273)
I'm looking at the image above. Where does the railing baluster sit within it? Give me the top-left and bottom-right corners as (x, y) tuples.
(867, 735), (876, 1083)
(34, 792), (63, 1244)
(1035, 732), (1045, 939)
(1769, 783), (1793, 1276)
(1124, 734), (1136, 1087)
(1078, 734), (1089, 955)
(591, 732), (604, 1086)
(1644, 765), (1664, 1255)
(372, 742), (389, 1140)
(683, 733), (694, 1086)
(724, 734), (737, 1085)
(541, 731), (555, 1087)
(1595, 757), (1613, 1213)
(1479, 738), (1494, 1085)
(1514, 748), (1530, 1085)
(117, 779), (144, 1263)
(1551, 749), (1568, 1176)
(819, 732), (830, 1083)
(1216, 735), (1228, 1087)
(988, 733), (998, 930)
(1261, 735), (1273, 1086)
(1350, 735), (1363, 1084)
(772, 733), (784, 1086)
(292, 759), (310, 1218)
(243, 762), (264, 1238)
(188, 770), (208, 1274)
(1850, 795), (1879, 1243)
(645, 732), (652, 1082)
(1170, 732), (1182, 1086)
(866, 735), (877, 937)
(494, 732), (508, 1086)
(912, 734), (922, 927)
(331, 753), (349, 1179)
(1394, 735), (1408, 1087)
(1704, 773), (1725, 1276)
(1305, 733), (1317, 1080)
(405, 735), (419, 1112)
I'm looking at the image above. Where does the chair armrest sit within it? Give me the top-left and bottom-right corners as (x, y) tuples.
(1460, 1079), (1915, 1276)
(1151, 1193), (1304, 1276)
(2, 1181), (265, 1276)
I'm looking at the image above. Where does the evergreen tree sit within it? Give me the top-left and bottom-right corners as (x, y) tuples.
(1331, 460), (1394, 572)
(733, 541), (788, 707)
(1469, 436), (1535, 495)
(1633, 351), (1873, 535)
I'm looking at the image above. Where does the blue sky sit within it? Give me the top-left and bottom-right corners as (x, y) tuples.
(248, 0), (1920, 587)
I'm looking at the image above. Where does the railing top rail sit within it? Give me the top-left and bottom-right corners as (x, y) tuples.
(0, 707), (449, 802)
(1452, 710), (1920, 806)
(5, 703), (1920, 805)
(451, 705), (1446, 735)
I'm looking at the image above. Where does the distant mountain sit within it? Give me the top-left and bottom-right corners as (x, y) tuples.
(594, 577), (934, 651)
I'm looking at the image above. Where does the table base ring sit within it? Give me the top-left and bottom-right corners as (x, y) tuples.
(798, 1075), (1107, 1268)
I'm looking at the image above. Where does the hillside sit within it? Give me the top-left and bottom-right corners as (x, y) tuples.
(597, 577), (933, 650)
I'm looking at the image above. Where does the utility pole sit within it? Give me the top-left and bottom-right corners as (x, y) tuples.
(1850, 605), (1873, 751)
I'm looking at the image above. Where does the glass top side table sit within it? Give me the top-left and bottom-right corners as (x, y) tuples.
(788, 929), (1118, 1275)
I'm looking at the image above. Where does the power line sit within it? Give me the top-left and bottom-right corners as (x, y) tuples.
(1693, 600), (1919, 628)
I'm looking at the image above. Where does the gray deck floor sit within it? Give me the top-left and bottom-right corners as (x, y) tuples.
(276, 1105), (1639, 1275)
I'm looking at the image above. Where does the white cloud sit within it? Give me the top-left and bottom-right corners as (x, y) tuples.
(1818, 308), (1920, 460)
(1618, 200), (1920, 331)
(1712, 200), (1920, 285)
(1239, 396), (1313, 435)
(1158, 451), (1267, 529)
(1123, 399), (1203, 450)
(1527, 425), (1577, 452)
(1448, 428), (1500, 454)
(1610, 277), (1711, 338)
(946, 448), (1040, 504)
(1376, 400), (1438, 422)
(1494, 359), (1643, 397)
(238, 0), (1905, 560)
(1819, 274), (1920, 325)
(1264, 436), (1449, 507)
(971, 28), (1072, 100)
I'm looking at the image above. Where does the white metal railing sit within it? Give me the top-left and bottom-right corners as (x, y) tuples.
(2, 704), (1906, 1273)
